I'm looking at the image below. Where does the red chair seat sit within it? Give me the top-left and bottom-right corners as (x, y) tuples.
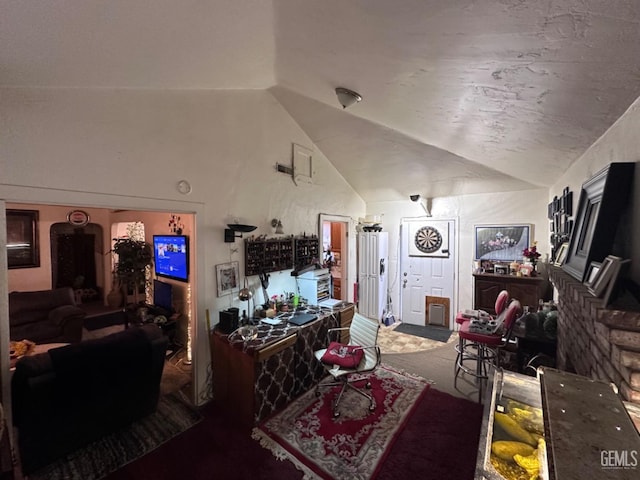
(458, 320), (504, 346)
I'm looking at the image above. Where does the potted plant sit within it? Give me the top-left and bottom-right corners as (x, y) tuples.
(112, 237), (153, 306)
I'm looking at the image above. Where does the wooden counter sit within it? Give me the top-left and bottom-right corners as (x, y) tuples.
(473, 272), (550, 313)
(211, 303), (355, 426)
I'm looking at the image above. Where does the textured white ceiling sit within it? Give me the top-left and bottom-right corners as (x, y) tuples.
(3, 0), (640, 202)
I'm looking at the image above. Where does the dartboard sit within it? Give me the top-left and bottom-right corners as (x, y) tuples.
(414, 226), (442, 254)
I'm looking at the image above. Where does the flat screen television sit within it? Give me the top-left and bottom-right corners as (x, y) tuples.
(153, 279), (173, 312)
(153, 235), (189, 282)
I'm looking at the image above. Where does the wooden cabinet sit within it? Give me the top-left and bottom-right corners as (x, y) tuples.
(473, 273), (549, 313)
(332, 277), (342, 300)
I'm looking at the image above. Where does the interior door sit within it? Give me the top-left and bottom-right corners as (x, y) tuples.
(400, 219), (456, 327)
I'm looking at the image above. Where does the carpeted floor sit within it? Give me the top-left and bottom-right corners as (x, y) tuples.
(103, 378), (483, 480)
(29, 392), (203, 480)
(253, 365), (430, 479)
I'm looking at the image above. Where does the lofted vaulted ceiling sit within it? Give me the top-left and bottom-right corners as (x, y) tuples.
(3, 0), (640, 202)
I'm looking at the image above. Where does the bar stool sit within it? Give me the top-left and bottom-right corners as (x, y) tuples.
(454, 299), (522, 402)
(454, 290), (510, 373)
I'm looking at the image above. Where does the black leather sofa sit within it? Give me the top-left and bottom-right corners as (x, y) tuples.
(11, 324), (168, 474)
(9, 287), (86, 343)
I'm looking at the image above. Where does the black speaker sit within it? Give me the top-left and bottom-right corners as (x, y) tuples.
(218, 307), (239, 334)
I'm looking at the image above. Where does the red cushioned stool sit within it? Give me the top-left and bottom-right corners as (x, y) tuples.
(454, 290), (510, 376)
(454, 299), (522, 403)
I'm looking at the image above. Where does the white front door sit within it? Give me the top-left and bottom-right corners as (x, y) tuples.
(400, 219), (456, 328)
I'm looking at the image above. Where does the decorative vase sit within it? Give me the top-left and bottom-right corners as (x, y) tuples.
(523, 258), (537, 276)
(106, 281), (124, 308)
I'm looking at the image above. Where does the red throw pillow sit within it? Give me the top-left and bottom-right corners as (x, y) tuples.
(321, 342), (364, 368)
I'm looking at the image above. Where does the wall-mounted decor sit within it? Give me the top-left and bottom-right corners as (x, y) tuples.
(474, 224), (531, 261)
(6, 209), (40, 269)
(408, 220), (450, 257)
(216, 261), (240, 297)
(562, 163), (635, 282)
(548, 186), (573, 262)
(66, 209), (90, 227)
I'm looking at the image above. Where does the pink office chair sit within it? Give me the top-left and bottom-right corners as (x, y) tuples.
(454, 299), (522, 403)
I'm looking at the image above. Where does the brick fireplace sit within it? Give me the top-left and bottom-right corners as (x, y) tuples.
(549, 266), (640, 404)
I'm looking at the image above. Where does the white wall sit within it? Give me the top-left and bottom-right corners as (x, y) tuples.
(368, 188), (549, 320)
(550, 97), (640, 284)
(0, 87), (366, 404)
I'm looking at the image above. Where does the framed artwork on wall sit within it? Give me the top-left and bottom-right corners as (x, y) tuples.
(474, 224), (532, 261)
(562, 163), (635, 282)
(216, 261), (240, 297)
(6, 209), (40, 269)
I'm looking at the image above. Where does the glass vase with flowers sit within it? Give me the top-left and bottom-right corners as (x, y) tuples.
(522, 241), (542, 273)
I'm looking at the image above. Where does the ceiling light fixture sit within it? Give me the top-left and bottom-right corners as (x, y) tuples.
(335, 87), (362, 109)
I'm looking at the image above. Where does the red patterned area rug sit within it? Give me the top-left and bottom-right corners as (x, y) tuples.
(252, 365), (430, 480)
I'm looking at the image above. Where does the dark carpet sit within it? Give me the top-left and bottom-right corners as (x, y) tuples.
(394, 323), (452, 343)
(29, 392), (202, 480)
(103, 385), (483, 480)
(84, 310), (126, 331)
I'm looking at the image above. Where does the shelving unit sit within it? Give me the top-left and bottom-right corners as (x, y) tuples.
(244, 238), (294, 276)
(244, 235), (320, 277)
(297, 269), (331, 305)
(294, 236), (320, 267)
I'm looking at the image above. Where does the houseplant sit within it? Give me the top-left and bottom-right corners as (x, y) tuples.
(112, 237), (153, 306)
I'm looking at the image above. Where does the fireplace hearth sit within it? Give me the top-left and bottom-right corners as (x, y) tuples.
(549, 266), (640, 404)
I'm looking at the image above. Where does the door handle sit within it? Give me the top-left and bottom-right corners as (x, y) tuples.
(402, 279), (407, 288)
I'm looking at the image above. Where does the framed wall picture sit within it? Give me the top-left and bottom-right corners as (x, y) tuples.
(474, 224), (532, 261)
(563, 163), (635, 282)
(6, 209), (40, 269)
(216, 261), (240, 297)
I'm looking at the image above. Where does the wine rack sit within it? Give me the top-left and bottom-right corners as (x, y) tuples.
(244, 238), (294, 276)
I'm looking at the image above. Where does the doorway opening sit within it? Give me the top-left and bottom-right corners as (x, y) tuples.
(50, 222), (104, 306)
(319, 214), (350, 301)
(400, 219), (457, 329)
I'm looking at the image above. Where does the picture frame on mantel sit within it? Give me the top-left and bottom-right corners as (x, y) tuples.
(562, 163), (635, 282)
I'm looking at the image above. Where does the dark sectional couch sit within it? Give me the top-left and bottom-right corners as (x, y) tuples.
(9, 287), (87, 343)
(11, 324), (169, 474)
